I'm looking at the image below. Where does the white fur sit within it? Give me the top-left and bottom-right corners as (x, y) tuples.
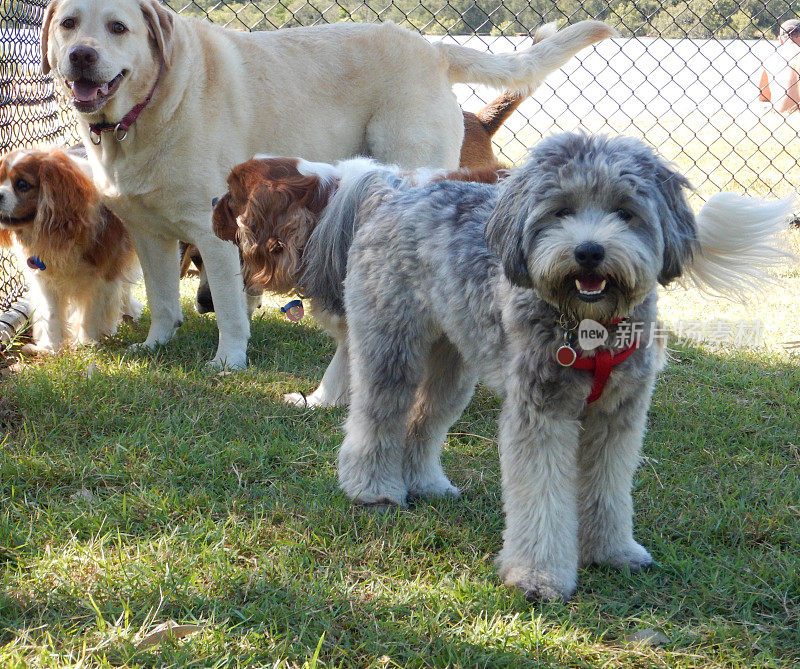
(295, 158), (344, 185)
(682, 193), (796, 298)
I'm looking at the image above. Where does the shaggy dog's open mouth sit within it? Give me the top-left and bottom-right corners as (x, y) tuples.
(574, 274), (609, 302)
(66, 71), (127, 113)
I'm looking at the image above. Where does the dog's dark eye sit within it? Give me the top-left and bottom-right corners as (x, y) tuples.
(15, 179), (31, 193)
(616, 208), (634, 222)
(60, 17), (76, 30)
(110, 21), (128, 35)
(554, 208), (574, 218)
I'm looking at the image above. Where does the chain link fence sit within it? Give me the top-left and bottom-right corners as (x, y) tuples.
(2, 0), (800, 310)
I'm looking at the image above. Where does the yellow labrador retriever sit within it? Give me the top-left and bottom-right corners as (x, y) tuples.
(41, 0), (613, 368)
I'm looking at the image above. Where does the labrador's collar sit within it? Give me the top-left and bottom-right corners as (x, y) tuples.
(88, 61), (165, 144)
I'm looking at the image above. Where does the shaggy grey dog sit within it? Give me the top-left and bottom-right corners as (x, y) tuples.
(300, 132), (790, 601)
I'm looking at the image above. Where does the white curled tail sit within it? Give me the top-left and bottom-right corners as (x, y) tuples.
(682, 192), (796, 298)
(437, 21), (616, 95)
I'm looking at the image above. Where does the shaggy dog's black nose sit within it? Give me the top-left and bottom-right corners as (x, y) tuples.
(69, 45), (99, 69)
(574, 242), (605, 269)
(212, 197), (219, 207)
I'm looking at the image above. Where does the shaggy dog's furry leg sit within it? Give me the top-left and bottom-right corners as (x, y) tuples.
(495, 361), (582, 601)
(403, 338), (476, 499)
(577, 392), (655, 572)
(338, 309), (435, 507)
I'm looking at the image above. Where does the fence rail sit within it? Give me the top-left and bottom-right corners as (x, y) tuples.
(2, 0), (799, 312)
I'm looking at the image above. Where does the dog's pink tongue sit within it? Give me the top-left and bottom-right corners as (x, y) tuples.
(578, 277), (605, 291)
(71, 80), (108, 102)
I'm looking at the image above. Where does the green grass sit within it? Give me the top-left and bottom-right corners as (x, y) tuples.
(1, 238), (799, 667)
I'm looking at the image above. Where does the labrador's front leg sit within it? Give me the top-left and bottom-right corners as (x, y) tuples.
(194, 228), (249, 369)
(127, 229), (182, 349)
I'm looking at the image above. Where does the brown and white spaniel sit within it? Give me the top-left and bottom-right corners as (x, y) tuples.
(0, 148), (141, 352)
(212, 155), (503, 407)
(213, 156), (503, 296)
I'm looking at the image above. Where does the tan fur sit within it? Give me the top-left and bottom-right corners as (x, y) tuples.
(0, 148), (141, 351)
(460, 91), (526, 171)
(213, 158), (332, 296)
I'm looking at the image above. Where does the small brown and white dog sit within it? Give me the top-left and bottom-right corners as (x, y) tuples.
(0, 147), (141, 352)
(212, 156), (502, 406)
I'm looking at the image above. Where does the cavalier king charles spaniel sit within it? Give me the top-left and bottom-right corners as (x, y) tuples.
(212, 155), (501, 407)
(0, 147), (141, 352)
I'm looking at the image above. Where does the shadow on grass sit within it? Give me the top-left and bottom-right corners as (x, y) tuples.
(1, 309), (798, 665)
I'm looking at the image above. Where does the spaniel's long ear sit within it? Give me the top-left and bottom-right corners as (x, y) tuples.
(235, 184), (287, 292)
(212, 193), (239, 242)
(237, 178), (323, 294)
(41, 0), (59, 75)
(652, 161), (698, 286)
(0, 228), (12, 248)
(140, 0), (175, 68)
(37, 151), (98, 244)
(280, 173), (333, 215)
(484, 179), (534, 288)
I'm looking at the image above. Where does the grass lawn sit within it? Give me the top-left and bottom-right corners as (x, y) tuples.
(0, 226), (798, 667)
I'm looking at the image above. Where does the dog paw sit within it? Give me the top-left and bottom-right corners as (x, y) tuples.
(341, 480), (408, 508)
(407, 476), (461, 500)
(127, 341), (157, 353)
(208, 353), (247, 370)
(283, 391), (339, 409)
(21, 342), (57, 356)
(356, 498), (402, 514)
(496, 554), (577, 602)
(588, 541), (653, 572)
(338, 467), (408, 507)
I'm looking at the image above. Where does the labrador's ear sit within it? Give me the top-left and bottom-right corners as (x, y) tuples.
(140, 0), (175, 68)
(41, 0), (60, 75)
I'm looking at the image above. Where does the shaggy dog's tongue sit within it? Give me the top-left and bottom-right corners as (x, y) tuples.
(576, 277), (606, 292)
(71, 80), (110, 102)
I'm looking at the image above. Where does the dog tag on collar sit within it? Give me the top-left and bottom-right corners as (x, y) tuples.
(556, 344), (578, 367)
(280, 299), (304, 322)
(27, 255), (46, 271)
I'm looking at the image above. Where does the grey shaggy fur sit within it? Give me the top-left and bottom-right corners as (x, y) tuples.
(299, 132), (705, 601)
(300, 170), (405, 315)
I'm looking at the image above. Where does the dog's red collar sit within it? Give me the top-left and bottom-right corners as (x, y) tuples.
(557, 341), (638, 404)
(88, 62), (165, 144)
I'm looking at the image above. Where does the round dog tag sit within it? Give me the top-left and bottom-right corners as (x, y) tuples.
(280, 299), (304, 322)
(27, 255), (46, 271)
(556, 345), (578, 367)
